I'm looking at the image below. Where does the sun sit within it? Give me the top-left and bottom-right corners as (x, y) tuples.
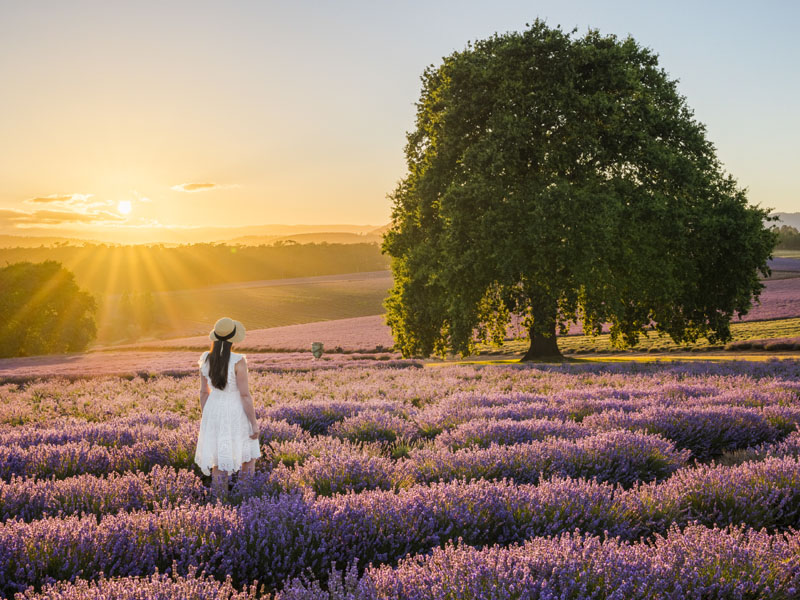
(117, 200), (132, 215)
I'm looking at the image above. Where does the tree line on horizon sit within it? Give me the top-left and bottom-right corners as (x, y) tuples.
(776, 225), (800, 250)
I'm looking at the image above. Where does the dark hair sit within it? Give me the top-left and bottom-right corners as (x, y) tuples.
(206, 338), (233, 389)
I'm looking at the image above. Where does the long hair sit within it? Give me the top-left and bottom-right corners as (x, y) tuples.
(206, 338), (233, 389)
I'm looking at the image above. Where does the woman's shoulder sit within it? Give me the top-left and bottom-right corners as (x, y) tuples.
(197, 350), (209, 366)
(231, 351), (247, 366)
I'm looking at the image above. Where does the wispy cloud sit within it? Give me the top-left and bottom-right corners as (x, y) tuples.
(129, 190), (152, 203)
(171, 182), (220, 193)
(4, 192), (127, 228)
(0, 207), (126, 227)
(26, 194), (85, 204)
(24, 193), (112, 210)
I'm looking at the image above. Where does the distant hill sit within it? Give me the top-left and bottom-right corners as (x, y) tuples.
(228, 231), (385, 245)
(773, 213), (800, 229)
(0, 224), (390, 246)
(0, 234), (107, 248)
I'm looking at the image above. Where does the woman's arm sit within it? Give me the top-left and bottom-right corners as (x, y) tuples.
(199, 372), (209, 411)
(235, 358), (260, 439)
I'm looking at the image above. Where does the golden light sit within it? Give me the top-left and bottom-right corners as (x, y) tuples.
(117, 200), (132, 215)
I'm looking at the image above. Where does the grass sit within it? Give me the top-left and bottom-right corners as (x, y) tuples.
(426, 352), (800, 367)
(774, 249), (800, 258)
(476, 317), (800, 356)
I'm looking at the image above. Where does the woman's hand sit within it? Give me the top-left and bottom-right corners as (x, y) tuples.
(249, 423), (260, 440)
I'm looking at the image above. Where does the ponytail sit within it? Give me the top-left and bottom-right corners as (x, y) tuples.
(206, 339), (233, 389)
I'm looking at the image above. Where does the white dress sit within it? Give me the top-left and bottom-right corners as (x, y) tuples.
(194, 351), (261, 476)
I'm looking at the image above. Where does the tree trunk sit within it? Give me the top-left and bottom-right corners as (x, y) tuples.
(521, 310), (562, 362)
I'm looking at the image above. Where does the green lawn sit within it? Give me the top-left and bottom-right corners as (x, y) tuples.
(775, 249), (800, 258)
(477, 317), (800, 356)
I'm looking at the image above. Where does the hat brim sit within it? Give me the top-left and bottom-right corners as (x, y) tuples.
(209, 319), (246, 343)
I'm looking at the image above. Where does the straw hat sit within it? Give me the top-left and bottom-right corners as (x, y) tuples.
(209, 317), (246, 344)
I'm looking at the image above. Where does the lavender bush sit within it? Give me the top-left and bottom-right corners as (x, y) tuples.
(401, 430), (690, 487)
(583, 405), (783, 460)
(282, 524), (800, 600)
(433, 417), (591, 450)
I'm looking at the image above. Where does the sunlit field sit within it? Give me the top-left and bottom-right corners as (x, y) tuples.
(94, 271), (392, 345)
(1, 359), (800, 597)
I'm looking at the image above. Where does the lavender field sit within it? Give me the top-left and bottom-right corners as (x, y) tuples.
(1, 359), (800, 598)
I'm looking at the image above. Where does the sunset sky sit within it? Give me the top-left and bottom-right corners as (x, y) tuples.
(1, 0), (797, 242)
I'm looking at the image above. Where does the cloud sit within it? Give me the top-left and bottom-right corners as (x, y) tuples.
(27, 194), (80, 204)
(24, 193), (113, 210)
(25, 193), (96, 205)
(171, 182), (220, 193)
(0, 207), (126, 228)
(129, 190), (152, 202)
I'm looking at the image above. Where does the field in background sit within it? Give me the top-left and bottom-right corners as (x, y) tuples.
(113, 315), (393, 353)
(776, 249), (800, 259)
(0, 242), (388, 294)
(93, 257), (800, 353)
(94, 271), (392, 346)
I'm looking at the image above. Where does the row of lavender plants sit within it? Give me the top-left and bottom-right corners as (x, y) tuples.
(1, 398), (794, 482)
(4, 428), (799, 525)
(0, 428), (688, 519)
(279, 523), (800, 600)
(2, 360), (799, 425)
(19, 525), (800, 600)
(3, 454), (800, 596)
(14, 523), (800, 599)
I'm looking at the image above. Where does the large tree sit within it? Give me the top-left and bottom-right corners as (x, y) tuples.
(0, 261), (97, 357)
(382, 21), (777, 360)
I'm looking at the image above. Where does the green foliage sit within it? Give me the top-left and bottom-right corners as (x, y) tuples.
(0, 260), (97, 357)
(383, 20), (777, 359)
(776, 225), (800, 250)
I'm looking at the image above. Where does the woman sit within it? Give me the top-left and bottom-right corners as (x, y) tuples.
(194, 317), (261, 495)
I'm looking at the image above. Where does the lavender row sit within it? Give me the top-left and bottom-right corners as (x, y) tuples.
(268, 396), (797, 460)
(1, 401), (794, 469)
(0, 466), (208, 522)
(262, 429), (690, 492)
(0, 412), (783, 498)
(6, 437), (797, 533)
(0, 419), (306, 482)
(0, 413), (188, 449)
(5, 456), (800, 595)
(16, 523), (800, 600)
(0, 435), (196, 482)
(280, 524), (800, 600)
(583, 405), (787, 460)
(400, 429), (690, 488)
(16, 566), (263, 600)
(3, 360), (799, 426)
(431, 417), (592, 450)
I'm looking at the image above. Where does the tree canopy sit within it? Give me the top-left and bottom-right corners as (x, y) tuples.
(0, 261), (97, 358)
(382, 21), (777, 360)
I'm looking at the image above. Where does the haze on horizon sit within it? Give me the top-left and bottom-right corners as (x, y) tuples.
(1, 0), (797, 243)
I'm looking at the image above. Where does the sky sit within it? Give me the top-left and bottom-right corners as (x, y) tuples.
(0, 0), (797, 241)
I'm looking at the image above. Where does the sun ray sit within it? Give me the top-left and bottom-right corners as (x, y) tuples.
(133, 245), (186, 340)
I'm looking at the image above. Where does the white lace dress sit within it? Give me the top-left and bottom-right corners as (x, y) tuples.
(194, 351), (261, 476)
